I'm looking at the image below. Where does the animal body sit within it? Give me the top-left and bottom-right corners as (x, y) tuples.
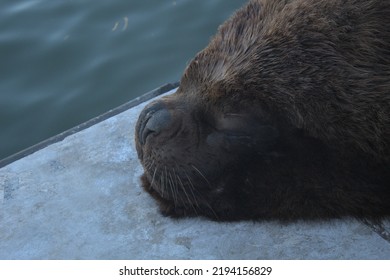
(135, 0), (390, 221)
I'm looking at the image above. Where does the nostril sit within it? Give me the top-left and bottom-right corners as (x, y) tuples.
(140, 108), (172, 145)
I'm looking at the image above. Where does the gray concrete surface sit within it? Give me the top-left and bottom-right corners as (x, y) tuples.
(0, 86), (389, 260)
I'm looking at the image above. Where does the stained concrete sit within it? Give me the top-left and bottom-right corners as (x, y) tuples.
(0, 85), (389, 260)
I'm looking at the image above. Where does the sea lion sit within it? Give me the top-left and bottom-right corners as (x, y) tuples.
(135, 0), (390, 221)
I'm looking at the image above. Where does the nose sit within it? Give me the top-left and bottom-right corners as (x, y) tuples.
(137, 102), (172, 145)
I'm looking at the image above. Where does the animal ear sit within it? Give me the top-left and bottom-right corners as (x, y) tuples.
(207, 113), (279, 153)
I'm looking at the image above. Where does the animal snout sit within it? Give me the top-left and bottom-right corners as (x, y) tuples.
(137, 102), (173, 145)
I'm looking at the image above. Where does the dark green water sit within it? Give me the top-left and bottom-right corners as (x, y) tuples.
(0, 0), (247, 160)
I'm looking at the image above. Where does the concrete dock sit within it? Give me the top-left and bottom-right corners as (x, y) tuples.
(0, 84), (389, 259)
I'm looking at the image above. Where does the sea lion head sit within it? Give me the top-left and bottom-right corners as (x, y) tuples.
(135, 57), (279, 218)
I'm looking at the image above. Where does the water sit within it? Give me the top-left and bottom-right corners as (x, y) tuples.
(0, 0), (247, 160)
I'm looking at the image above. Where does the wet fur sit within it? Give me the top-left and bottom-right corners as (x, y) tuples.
(135, 0), (390, 221)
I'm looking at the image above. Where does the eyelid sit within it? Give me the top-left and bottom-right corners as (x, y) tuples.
(216, 113), (252, 131)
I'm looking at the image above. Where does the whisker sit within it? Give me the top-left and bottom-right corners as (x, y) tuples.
(203, 200), (219, 220)
(167, 170), (178, 206)
(177, 172), (199, 209)
(150, 166), (158, 188)
(184, 167), (219, 219)
(160, 166), (167, 198)
(176, 167), (200, 210)
(143, 161), (153, 172)
(172, 167), (181, 207)
(180, 168), (200, 215)
(181, 172), (200, 209)
(191, 164), (211, 188)
(176, 168), (197, 215)
(181, 182), (196, 213)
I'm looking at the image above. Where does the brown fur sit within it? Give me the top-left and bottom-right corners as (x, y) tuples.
(135, 0), (390, 221)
